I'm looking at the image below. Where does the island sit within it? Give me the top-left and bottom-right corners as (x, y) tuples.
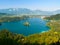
(23, 21), (30, 26)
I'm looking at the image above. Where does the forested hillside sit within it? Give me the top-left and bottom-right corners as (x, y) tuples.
(45, 14), (60, 20)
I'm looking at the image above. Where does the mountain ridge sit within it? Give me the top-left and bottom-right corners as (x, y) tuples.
(0, 8), (60, 15)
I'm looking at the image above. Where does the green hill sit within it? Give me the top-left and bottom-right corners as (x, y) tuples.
(45, 14), (60, 20)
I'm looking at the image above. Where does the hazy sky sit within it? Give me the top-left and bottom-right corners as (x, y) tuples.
(0, 0), (60, 11)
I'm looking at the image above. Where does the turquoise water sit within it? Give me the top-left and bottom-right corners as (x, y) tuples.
(0, 18), (49, 36)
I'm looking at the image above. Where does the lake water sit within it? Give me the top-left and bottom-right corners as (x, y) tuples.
(0, 18), (50, 36)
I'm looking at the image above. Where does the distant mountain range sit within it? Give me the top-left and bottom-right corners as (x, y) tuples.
(0, 8), (60, 16)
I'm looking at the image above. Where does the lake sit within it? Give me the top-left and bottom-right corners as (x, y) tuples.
(0, 18), (50, 36)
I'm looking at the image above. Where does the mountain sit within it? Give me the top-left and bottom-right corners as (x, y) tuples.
(0, 8), (60, 15)
(0, 8), (33, 15)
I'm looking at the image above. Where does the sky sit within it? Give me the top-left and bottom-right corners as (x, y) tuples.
(0, 0), (60, 11)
